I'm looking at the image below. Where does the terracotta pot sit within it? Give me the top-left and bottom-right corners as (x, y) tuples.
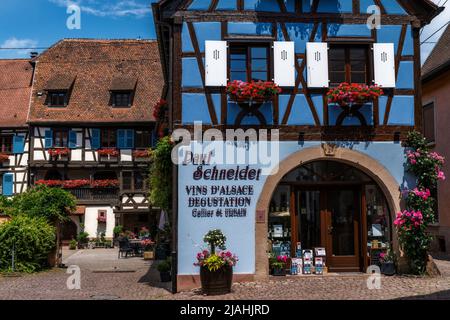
(200, 266), (233, 296)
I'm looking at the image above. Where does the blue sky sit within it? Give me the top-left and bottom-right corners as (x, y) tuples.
(0, 0), (448, 64)
(0, 0), (158, 59)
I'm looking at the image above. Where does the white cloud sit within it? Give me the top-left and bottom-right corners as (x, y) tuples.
(0, 38), (39, 58)
(49, 0), (152, 18)
(420, 0), (450, 64)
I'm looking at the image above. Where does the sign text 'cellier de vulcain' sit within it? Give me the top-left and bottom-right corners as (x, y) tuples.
(183, 151), (262, 219)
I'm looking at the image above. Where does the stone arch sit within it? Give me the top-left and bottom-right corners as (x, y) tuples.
(254, 145), (402, 279)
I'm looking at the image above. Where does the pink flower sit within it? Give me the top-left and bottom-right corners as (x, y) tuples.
(437, 170), (446, 181)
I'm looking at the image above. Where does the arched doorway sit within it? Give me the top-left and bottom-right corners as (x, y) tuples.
(61, 219), (78, 242)
(254, 146), (402, 279)
(267, 160), (392, 272)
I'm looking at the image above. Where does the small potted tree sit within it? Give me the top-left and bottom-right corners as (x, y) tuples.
(194, 230), (238, 295)
(157, 258), (172, 282)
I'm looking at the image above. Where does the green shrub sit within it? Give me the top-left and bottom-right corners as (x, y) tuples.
(69, 239), (77, 250)
(113, 225), (123, 236)
(0, 215), (56, 273)
(157, 259), (171, 272)
(77, 231), (89, 244)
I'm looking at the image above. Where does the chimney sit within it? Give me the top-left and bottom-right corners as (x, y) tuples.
(30, 52), (38, 59)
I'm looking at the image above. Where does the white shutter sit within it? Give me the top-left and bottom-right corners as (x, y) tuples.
(373, 43), (396, 88)
(274, 41), (295, 87)
(205, 40), (227, 86)
(306, 42), (329, 88)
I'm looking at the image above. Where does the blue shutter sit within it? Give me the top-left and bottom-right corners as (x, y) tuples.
(151, 130), (157, 148)
(2, 173), (13, 196)
(12, 135), (25, 154)
(126, 130), (134, 149)
(91, 129), (100, 150)
(68, 131), (77, 149)
(117, 129), (125, 149)
(44, 129), (53, 149)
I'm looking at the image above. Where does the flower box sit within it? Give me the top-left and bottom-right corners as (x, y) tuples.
(98, 149), (119, 162)
(327, 83), (383, 108)
(48, 148), (70, 161)
(227, 80), (281, 104)
(91, 179), (119, 188)
(133, 149), (152, 161)
(200, 265), (233, 295)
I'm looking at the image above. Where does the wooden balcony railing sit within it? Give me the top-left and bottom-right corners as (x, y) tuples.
(68, 187), (119, 202)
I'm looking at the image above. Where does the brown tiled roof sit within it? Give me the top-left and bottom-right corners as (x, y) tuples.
(45, 73), (75, 91)
(110, 76), (137, 91)
(422, 24), (450, 81)
(28, 39), (163, 124)
(0, 59), (33, 127)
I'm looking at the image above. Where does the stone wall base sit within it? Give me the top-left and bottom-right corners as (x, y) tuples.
(177, 274), (256, 292)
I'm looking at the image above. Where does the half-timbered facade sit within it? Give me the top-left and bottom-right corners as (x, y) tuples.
(153, 0), (442, 290)
(27, 39), (163, 240)
(0, 59), (33, 198)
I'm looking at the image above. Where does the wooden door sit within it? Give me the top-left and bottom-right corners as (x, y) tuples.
(321, 188), (361, 272)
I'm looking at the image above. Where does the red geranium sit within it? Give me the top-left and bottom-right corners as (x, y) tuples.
(227, 80), (281, 102)
(0, 153), (9, 162)
(91, 179), (119, 188)
(327, 83), (383, 107)
(133, 149), (152, 158)
(62, 179), (90, 189)
(48, 148), (70, 157)
(35, 180), (63, 187)
(153, 99), (168, 122)
(98, 148), (119, 157)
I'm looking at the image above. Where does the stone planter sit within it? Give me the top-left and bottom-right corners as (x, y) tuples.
(380, 262), (396, 276)
(200, 266), (233, 296)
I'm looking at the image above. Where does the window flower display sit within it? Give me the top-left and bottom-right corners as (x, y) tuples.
(91, 179), (119, 188)
(327, 83), (383, 107)
(48, 148), (70, 159)
(98, 148), (119, 157)
(227, 80), (281, 103)
(133, 149), (152, 158)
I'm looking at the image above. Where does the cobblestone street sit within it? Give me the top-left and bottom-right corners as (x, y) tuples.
(1, 250), (450, 300)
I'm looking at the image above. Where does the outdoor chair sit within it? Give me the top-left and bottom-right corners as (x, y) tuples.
(118, 239), (134, 259)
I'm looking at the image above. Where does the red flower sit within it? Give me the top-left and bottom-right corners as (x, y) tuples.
(327, 83), (383, 107)
(133, 149), (151, 158)
(226, 80), (282, 103)
(48, 148), (70, 157)
(98, 148), (119, 157)
(91, 179), (119, 188)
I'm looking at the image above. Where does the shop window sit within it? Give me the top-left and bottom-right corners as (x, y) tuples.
(230, 45), (270, 82)
(101, 129), (117, 148)
(423, 102), (435, 143)
(122, 172), (132, 191)
(268, 185), (292, 257)
(135, 130), (152, 149)
(53, 129), (68, 148)
(329, 45), (370, 87)
(0, 135), (13, 154)
(47, 91), (68, 107)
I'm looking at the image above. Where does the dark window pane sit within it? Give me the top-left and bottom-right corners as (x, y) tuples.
(0, 136), (13, 153)
(134, 172), (144, 190)
(231, 72), (247, 81)
(53, 130), (68, 148)
(330, 72), (346, 85)
(330, 48), (345, 60)
(351, 60), (366, 72)
(230, 59), (246, 70)
(251, 47), (267, 59)
(423, 103), (435, 142)
(101, 129), (116, 148)
(122, 172), (132, 190)
(135, 130), (151, 149)
(329, 60), (345, 72)
(113, 92), (132, 107)
(49, 92), (67, 106)
(350, 72), (366, 84)
(251, 59), (267, 71)
(251, 72), (267, 81)
(350, 48), (366, 60)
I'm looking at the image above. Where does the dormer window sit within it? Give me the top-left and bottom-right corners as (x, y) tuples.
(45, 74), (75, 107)
(48, 91), (68, 107)
(110, 76), (136, 108)
(112, 91), (132, 107)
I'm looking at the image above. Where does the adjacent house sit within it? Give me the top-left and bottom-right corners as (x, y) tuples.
(0, 59), (33, 198)
(27, 39), (163, 241)
(422, 24), (450, 254)
(153, 0), (442, 291)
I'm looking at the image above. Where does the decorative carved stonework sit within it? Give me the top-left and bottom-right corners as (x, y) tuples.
(321, 143), (338, 157)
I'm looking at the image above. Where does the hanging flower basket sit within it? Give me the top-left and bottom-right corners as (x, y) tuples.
(327, 83), (383, 109)
(227, 80), (281, 105)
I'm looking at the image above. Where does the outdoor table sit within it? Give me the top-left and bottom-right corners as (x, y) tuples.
(128, 239), (143, 256)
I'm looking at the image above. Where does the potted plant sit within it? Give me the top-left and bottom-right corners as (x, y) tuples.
(194, 229), (239, 296)
(379, 248), (396, 276)
(141, 239), (156, 260)
(327, 83), (383, 110)
(270, 255), (288, 276)
(157, 258), (172, 282)
(77, 231), (89, 249)
(226, 80), (281, 103)
(98, 148), (119, 162)
(69, 239), (78, 250)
